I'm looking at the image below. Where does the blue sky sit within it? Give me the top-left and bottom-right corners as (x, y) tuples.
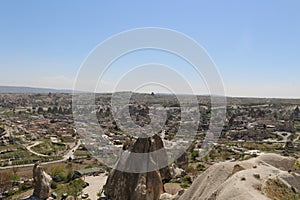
(0, 1), (300, 97)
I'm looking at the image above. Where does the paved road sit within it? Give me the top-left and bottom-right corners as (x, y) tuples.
(262, 131), (292, 143)
(26, 141), (49, 157)
(81, 174), (108, 200)
(276, 131), (291, 143)
(295, 132), (300, 141)
(0, 140), (81, 170)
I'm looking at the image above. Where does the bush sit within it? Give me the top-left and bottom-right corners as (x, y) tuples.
(20, 182), (33, 191)
(191, 150), (199, 161)
(67, 179), (85, 198)
(181, 175), (192, 184)
(10, 173), (20, 183)
(196, 163), (206, 171)
(180, 183), (190, 189)
(51, 181), (57, 189)
(50, 165), (67, 183)
(186, 166), (194, 173)
(295, 161), (300, 168)
(253, 174), (260, 179)
(67, 171), (74, 182)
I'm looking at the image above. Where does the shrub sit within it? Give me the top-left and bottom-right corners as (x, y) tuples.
(67, 178), (85, 198)
(186, 166), (194, 173)
(196, 163), (206, 171)
(181, 175), (192, 184)
(295, 161), (300, 168)
(180, 183), (190, 189)
(51, 181), (57, 189)
(253, 174), (260, 179)
(191, 150), (199, 161)
(50, 165), (67, 183)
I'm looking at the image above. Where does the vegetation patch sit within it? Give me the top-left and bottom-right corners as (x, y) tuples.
(31, 141), (66, 156)
(54, 178), (85, 199)
(262, 178), (300, 200)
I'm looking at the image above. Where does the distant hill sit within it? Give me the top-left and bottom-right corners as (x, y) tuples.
(0, 86), (73, 93)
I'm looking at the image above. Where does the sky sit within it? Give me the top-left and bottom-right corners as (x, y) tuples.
(0, 1), (300, 98)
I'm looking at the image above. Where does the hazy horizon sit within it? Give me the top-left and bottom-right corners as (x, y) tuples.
(2, 85), (300, 100)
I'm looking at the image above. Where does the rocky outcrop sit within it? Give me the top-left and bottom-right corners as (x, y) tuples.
(175, 153), (188, 171)
(160, 190), (184, 200)
(163, 183), (182, 195)
(30, 163), (52, 200)
(170, 164), (185, 179)
(104, 134), (171, 200)
(179, 153), (300, 200)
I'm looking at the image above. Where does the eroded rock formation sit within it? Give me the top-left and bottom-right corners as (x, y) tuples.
(175, 152), (188, 171)
(104, 134), (171, 200)
(32, 163), (52, 200)
(179, 153), (300, 200)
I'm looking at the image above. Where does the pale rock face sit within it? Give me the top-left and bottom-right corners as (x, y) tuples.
(179, 153), (300, 200)
(170, 164), (185, 179)
(32, 163), (52, 200)
(159, 193), (174, 200)
(159, 190), (184, 200)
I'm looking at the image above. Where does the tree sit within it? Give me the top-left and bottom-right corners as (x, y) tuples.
(58, 106), (63, 114)
(50, 165), (67, 182)
(274, 111), (278, 120)
(47, 107), (52, 113)
(294, 106), (300, 117)
(52, 106), (58, 113)
(10, 173), (20, 185)
(66, 163), (74, 182)
(68, 179), (84, 200)
(37, 107), (44, 114)
(0, 171), (11, 193)
(12, 166), (18, 174)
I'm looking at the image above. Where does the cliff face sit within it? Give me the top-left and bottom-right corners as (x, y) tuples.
(104, 134), (171, 200)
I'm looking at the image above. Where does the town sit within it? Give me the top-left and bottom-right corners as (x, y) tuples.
(0, 93), (299, 199)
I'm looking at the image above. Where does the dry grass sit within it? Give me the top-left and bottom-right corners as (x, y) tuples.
(263, 178), (300, 200)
